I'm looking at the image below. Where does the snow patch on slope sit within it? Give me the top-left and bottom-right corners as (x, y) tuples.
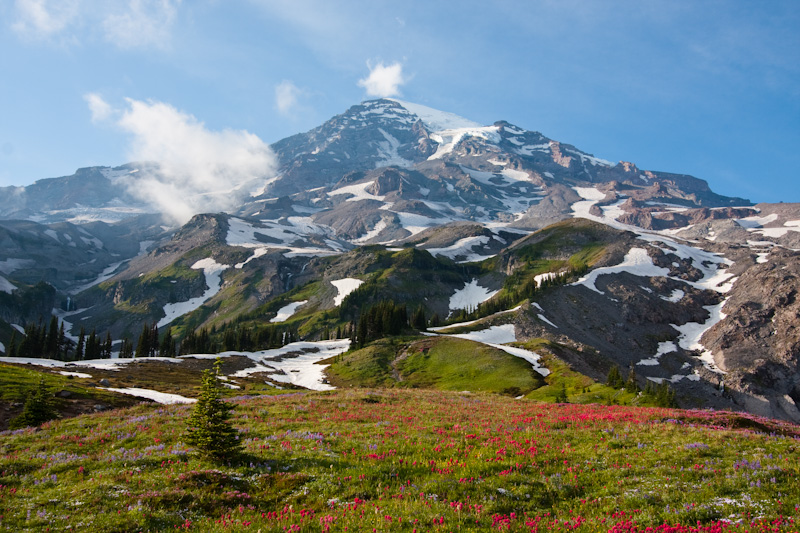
(573, 248), (669, 295)
(449, 279), (498, 312)
(389, 99), (481, 131)
(158, 258), (229, 328)
(427, 236), (492, 262)
(224, 339), (351, 391)
(428, 126), (501, 160)
(270, 301), (308, 323)
(101, 387), (197, 404)
(331, 278), (363, 306)
(0, 275), (16, 294)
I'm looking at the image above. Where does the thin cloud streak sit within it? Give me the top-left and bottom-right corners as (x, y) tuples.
(11, 0), (181, 49)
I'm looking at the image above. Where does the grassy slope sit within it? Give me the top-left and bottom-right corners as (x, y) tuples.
(326, 336), (545, 394)
(0, 359), (290, 430)
(0, 389), (796, 531)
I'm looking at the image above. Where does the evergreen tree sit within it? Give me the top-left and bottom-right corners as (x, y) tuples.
(75, 327), (86, 360)
(102, 332), (113, 358)
(607, 364), (624, 389)
(136, 323), (151, 358)
(119, 337), (134, 359)
(57, 322), (67, 360)
(411, 306), (427, 331)
(555, 382), (568, 403)
(85, 329), (100, 359)
(159, 328), (175, 357)
(45, 315), (59, 357)
(185, 359), (241, 460)
(6, 331), (18, 357)
(9, 378), (59, 429)
(625, 363), (640, 392)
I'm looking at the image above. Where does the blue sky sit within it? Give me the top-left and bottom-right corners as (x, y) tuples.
(1, 0), (798, 203)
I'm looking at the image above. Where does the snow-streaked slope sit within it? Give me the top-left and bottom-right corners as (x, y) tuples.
(0, 275), (16, 294)
(216, 339), (351, 391)
(331, 278), (363, 306)
(427, 236), (492, 262)
(573, 248), (670, 295)
(389, 99), (481, 131)
(101, 387), (197, 404)
(448, 278), (498, 312)
(158, 258), (229, 328)
(270, 300), (307, 323)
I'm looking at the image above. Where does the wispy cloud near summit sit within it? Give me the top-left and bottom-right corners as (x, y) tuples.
(86, 95), (277, 224)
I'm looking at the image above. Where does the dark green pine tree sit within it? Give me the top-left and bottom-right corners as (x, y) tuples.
(607, 364), (624, 389)
(119, 337), (134, 359)
(45, 316), (59, 358)
(411, 305), (427, 331)
(102, 332), (113, 359)
(136, 323), (151, 358)
(9, 377), (59, 429)
(6, 331), (18, 357)
(555, 382), (568, 403)
(75, 327), (86, 360)
(625, 362), (640, 393)
(159, 328), (175, 357)
(185, 359), (241, 460)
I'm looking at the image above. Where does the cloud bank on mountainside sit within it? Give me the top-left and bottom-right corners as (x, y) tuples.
(86, 95), (277, 225)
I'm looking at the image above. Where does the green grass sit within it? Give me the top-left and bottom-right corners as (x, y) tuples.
(523, 350), (638, 405)
(327, 336), (547, 395)
(0, 388), (796, 531)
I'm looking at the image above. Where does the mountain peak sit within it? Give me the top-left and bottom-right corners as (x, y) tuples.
(385, 99), (483, 132)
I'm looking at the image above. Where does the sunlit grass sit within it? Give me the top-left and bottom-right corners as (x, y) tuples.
(0, 388), (796, 531)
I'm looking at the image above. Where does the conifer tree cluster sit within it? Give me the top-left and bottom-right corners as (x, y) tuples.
(135, 323), (161, 358)
(607, 363), (677, 407)
(185, 359), (241, 460)
(179, 322), (303, 355)
(5, 316), (116, 361)
(355, 300), (408, 348)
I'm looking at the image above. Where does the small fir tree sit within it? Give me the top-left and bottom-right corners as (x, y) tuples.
(555, 382), (568, 403)
(185, 359), (241, 460)
(607, 365), (624, 389)
(9, 378), (59, 429)
(625, 362), (640, 392)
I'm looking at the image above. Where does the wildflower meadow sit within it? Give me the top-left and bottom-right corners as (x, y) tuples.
(0, 389), (797, 532)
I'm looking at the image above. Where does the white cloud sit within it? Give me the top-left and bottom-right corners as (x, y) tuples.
(357, 61), (406, 98)
(102, 0), (180, 50)
(274, 80), (302, 116)
(84, 93), (113, 123)
(12, 0), (80, 38)
(90, 97), (277, 224)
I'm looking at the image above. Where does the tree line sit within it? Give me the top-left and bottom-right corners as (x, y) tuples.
(4, 316), (114, 361)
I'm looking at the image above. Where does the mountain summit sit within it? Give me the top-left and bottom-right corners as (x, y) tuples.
(1, 98), (798, 422)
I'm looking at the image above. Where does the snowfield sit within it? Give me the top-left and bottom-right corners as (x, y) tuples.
(331, 278), (364, 306)
(427, 236), (494, 263)
(270, 300), (307, 323)
(158, 258), (229, 328)
(219, 339), (352, 391)
(448, 279), (498, 312)
(573, 248), (669, 295)
(0, 275), (16, 294)
(101, 387), (197, 405)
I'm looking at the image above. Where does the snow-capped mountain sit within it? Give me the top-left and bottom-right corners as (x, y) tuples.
(1, 99), (799, 422)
